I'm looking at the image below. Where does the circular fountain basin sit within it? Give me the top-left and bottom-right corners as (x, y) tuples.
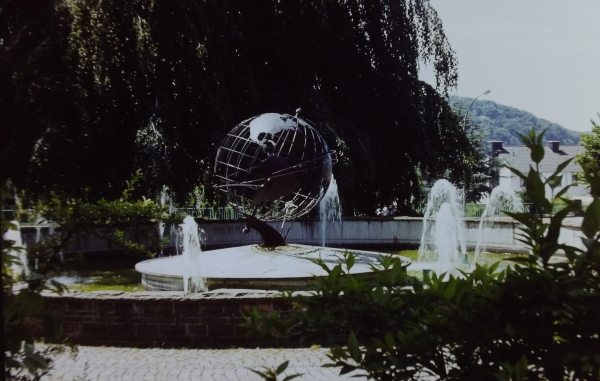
(135, 244), (411, 291)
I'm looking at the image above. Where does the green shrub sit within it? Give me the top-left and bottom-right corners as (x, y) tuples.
(244, 129), (600, 380)
(3, 175), (176, 379)
(2, 208), (68, 380)
(32, 174), (176, 259)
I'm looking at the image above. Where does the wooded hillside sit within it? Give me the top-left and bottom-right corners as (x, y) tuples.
(450, 96), (581, 146)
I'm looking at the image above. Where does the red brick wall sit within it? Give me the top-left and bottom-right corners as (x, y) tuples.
(44, 293), (296, 349)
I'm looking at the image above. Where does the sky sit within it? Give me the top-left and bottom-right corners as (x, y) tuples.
(419, 0), (600, 132)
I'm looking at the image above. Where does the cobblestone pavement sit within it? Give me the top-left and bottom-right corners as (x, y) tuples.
(42, 346), (367, 381)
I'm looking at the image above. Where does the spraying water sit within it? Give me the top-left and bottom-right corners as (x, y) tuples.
(180, 216), (206, 293)
(157, 185), (178, 256)
(432, 203), (462, 272)
(46, 221), (63, 262)
(319, 176), (342, 247)
(34, 212), (46, 244)
(417, 179), (466, 273)
(35, 224), (42, 244)
(473, 184), (524, 264)
(33, 214), (48, 270)
(3, 221), (29, 278)
(158, 186), (171, 257)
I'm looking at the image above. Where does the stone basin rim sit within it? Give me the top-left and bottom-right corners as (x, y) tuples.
(135, 244), (412, 280)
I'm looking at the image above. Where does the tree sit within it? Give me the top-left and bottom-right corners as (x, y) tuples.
(575, 114), (600, 186)
(1, 0), (475, 214)
(444, 104), (496, 203)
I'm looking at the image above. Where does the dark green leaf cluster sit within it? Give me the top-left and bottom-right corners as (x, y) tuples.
(449, 103), (500, 202)
(2, 174), (177, 378)
(575, 114), (600, 188)
(249, 360), (302, 381)
(2, 197), (68, 380)
(245, 129), (600, 380)
(32, 174), (175, 258)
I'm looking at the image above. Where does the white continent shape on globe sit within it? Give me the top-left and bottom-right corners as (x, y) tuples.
(248, 113), (304, 150)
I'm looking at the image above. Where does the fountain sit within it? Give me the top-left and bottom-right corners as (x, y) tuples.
(157, 185), (178, 257)
(136, 113), (410, 292)
(180, 216), (206, 293)
(413, 178), (527, 274)
(157, 186), (168, 257)
(319, 175), (341, 247)
(3, 221), (29, 278)
(473, 184), (524, 264)
(416, 179), (466, 273)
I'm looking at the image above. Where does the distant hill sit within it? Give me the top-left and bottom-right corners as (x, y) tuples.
(449, 96), (581, 146)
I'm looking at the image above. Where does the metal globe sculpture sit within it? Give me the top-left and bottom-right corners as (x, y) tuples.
(214, 113), (336, 221)
(134, 113), (411, 292)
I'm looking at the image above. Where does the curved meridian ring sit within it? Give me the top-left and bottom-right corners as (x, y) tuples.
(214, 113), (337, 221)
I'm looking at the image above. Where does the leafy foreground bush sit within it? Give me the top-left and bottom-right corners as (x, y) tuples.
(2, 216), (69, 380)
(244, 130), (600, 381)
(2, 175), (174, 379)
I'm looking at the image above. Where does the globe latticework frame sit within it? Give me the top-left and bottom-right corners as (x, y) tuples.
(214, 114), (334, 221)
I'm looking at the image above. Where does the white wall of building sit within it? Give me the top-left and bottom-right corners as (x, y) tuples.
(499, 167), (520, 190)
(498, 167), (589, 199)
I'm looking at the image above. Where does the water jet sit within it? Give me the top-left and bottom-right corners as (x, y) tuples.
(416, 179), (466, 274)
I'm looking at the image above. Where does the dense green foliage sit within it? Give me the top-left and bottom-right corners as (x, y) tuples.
(2, 176), (173, 378)
(32, 174), (173, 258)
(245, 130), (600, 380)
(575, 114), (600, 186)
(2, 195), (68, 380)
(449, 96), (581, 146)
(449, 104), (499, 202)
(1, 0), (483, 215)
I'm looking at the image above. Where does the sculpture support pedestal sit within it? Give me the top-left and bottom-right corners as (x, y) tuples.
(243, 215), (285, 247)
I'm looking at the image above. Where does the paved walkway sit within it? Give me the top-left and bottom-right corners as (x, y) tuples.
(43, 346), (367, 381)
